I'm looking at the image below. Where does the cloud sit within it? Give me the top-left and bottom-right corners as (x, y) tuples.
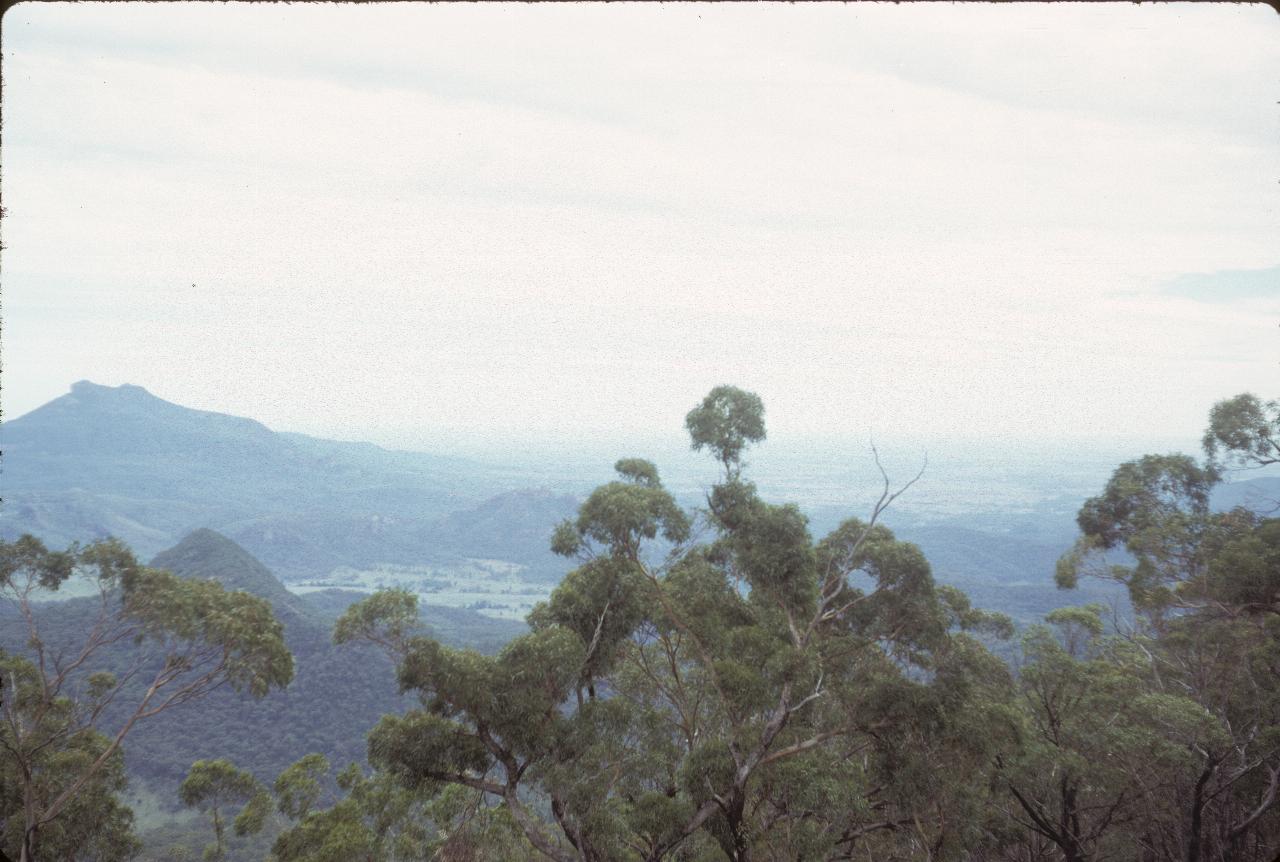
(2, 2), (1277, 447)
(1160, 265), (1280, 304)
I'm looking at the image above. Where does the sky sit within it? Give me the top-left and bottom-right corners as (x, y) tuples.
(2, 2), (1277, 457)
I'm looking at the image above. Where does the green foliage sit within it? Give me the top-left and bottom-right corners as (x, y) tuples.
(0, 534), (293, 862)
(1061, 453), (1231, 617)
(527, 557), (649, 688)
(1043, 603), (1105, 657)
(267, 755), (536, 862)
(684, 385), (766, 474)
(0, 534), (77, 591)
(333, 588), (421, 654)
(233, 790), (273, 840)
(1203, 392), (1280, 469)
(1043, 392), (1280, 861)
(270, 797), (380, 862)
(368, 712), (489, 793)
(937, 584), (1016, 640)
(1075, 453), (1216, 552)
(717, 486), (816, 611)
(554, 459), (690, 562)
(178, 759), (267, 861)
(340, 386), (1025, 861)
(1207, 517), (1280, 612)
(999, 617), (1221, 861)
(22, 386), (1276, 861)
(613, 458), (662, 488)
(274, 754), (330, 821)
(0, 656), (142, 861)
(90, 536), (517, 798)
(128, 567), (295, 698)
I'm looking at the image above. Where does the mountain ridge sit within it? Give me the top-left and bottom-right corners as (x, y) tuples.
(0, 381), (574, 580)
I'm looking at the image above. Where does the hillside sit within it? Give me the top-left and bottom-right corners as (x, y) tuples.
(151, 528), (313, 622)
(0, 381), (574, 581)
(0, 530), (525, 799)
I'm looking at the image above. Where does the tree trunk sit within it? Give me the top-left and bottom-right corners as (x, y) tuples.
(1187, 761), (1216, 862)
(212, 806), (226, 861)
(1058, 779), (1088, 862)
(18, 826), (36, 862)
(722, 790), (752, 862)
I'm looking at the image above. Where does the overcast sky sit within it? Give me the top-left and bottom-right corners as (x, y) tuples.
(2, 2), (1277, 455)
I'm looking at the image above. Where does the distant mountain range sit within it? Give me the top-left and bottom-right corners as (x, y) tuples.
(0, 381), (578, 581)
(4, 380), (1278, 627)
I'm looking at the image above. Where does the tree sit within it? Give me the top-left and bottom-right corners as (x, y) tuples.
(178, 759), (269, 861)
(274, 753), (329, 822)
(0, 658), (140, 862)
(341, 386), (1015, 861)
(1203, 393), (1280, 471)
(1055, 452), (1227, 624)
(268, 754), (535, 862)
(1052, 394), (1280, 861)
(0, 535), (294, 862)
(996, 606), (1219, 862)
(685, 385), (766, 477)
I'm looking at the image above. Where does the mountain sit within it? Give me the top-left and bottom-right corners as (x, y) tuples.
(0, 381), (575, 580)
(417, 488), (580, 578)
(1214, 475), (1280, 514)
(151, 528), (312, 621)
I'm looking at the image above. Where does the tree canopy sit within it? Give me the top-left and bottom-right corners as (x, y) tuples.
(1046, 392), (1280, 861)
(0, 537), (293, 862)
(332, 386), (1022, 861)
(314, 387), (1280, 861)
(8, 387), (1280, 862)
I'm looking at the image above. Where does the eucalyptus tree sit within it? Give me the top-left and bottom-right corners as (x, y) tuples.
(1203, 393), (1280, 471)
(178, 759), (270, 861)
(1051, 393), (1280, 861)
(342, 386), (1014, 861)
(0, 536), (294, 862)
(268, 754), (534, 862)
(0, 672), (139, 862)
(996, 606), (1221, 862)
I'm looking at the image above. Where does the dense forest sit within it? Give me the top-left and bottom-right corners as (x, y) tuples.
(3, 387), (1279, 861)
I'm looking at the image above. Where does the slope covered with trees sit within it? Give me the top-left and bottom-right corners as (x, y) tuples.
(4, 387), (1278, 861)
(0, 532), (523, 808)
(256, 387), (1273, 861)
(0, 536), (293, 862)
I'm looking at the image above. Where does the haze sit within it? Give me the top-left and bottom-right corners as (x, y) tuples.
(3, 2), (1277, 456)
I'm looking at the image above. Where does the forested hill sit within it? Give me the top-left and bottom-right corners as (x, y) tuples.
(151, 529), (313, 623)
(5, 386), (1280, 861)
(148, 528), (526, 650)
(0, 529), (524, 796)
(134, 529), (523, 787)
(0, 381), (575, 580)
